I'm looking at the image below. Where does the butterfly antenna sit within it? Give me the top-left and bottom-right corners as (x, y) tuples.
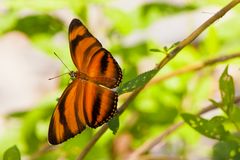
(48, 72), (69, 80)
(53, 52), (71, 72)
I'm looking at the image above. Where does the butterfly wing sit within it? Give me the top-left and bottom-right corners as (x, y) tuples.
(49, 18), (122, 145)
(68, 19), (122, 88)
(81, 79), (118, 128)
(48, 79), (118, 144)
(48, 79), (86, 145)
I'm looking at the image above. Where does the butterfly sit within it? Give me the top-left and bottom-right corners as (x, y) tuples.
(48, 18), (122, 145)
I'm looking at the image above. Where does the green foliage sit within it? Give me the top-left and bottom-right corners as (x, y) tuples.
(213, 140), (240, 160)
(150, 42), (179, 55)
(219, 66), (235, 115)
(21, 110), (44, 153)
(182, 114), (229, 140)
(12, 15), (64, 37)
(3, 145), (21, 160)
(229, 107), (240, 123)
(108, 115), (119, 134)
(182, 66), (240, 159)
(210, 66), (239, 122)
(141, 2), (196, 26)
(183, 66), (238, 133)
(117, 69), (158, 95)
(149, 48), (162, 53)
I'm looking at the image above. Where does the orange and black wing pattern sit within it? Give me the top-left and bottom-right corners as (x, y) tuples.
(48, 80), (86, 145)
(48, 79), (118, 145)
(48, 18), (122, 145)
(68, 19), (122, 88)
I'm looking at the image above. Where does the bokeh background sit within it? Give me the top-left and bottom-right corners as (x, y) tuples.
(0, 0), (240, 159)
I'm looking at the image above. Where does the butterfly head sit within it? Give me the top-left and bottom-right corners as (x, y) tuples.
(69, 71), (77, 80)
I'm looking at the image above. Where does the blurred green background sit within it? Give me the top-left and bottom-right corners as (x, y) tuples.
(0, 0), (240, 159)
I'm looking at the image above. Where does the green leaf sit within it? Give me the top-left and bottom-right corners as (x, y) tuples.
(108, 115), (119, 134)
(229, 106), (240, 122)
(149, 48), (161, 52)
(149, 48), (168, 55)
(3, 145), (21, 160)
(213, 140), (240, 160)
(149, 42), (179, 54)
(117, 69), (158, 95)
(209, 99), (223, 108)
(163, 46), (168, 52)
(14, 15), (63, 36)
(210, 116), (227, 124)
(219, 66), (235, 115)
(182, 113), (229, 140)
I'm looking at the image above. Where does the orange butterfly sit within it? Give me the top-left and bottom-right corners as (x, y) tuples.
(48, 18), (122, 145)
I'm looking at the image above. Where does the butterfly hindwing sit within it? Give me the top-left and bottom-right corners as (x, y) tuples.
(82, 79), (118, 128)
(48, 79), (118, 144)
(68, 19), (122, 88)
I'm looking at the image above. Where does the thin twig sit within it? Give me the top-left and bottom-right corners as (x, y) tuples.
(127, 122), (184, 160)
(77, 125), (108, 160)
(77, 1), (240, 159)
(30, 144), (56, 160)
(127, 96), (240, 160)
(149, 52), (240, 86)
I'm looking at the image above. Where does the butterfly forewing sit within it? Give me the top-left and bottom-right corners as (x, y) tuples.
(68, 18), (122, 88)
(69, 19), (102, 72)
(87, 48), (122, 88)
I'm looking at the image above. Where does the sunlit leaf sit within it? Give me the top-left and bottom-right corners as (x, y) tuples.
(150, 48), (161, 52)
(219, 66), (235, 115)
(182, 113), (229, 140)
(163, 46), (168, 52)
(150, 48), (168, 55)
(209, 99), (223, 108)
(3, 145), (21, 160)
(117, 69), (158, 95)
(229, 106), (240, 122)
(108, 115), (119, 134)
(150, 42), (179, 54)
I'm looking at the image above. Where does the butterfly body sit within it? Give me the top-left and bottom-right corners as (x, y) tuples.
(48, 18), (122, 145)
